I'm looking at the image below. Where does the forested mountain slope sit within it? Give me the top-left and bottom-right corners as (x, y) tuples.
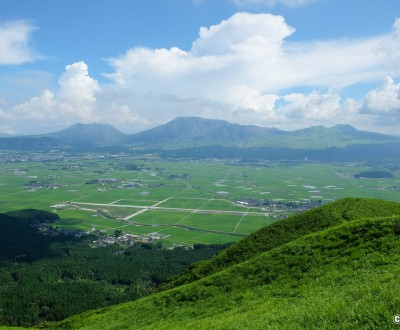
(0, 211), (224, 327)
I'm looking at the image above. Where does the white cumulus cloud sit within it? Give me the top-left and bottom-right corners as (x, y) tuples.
(102, 12), (388, 131)
(223, 85), (279, 123)
(106, 12), (295, 95)
(0, 20), (40, 65)
(283, 91), (341, 120)
(0, 106), (16, 135)
(15, 62), (100, 131)
(16, 89), (56, 120)
(13, 61), (147, 133)
(106, 12), (387, 95)
(192, 12), (294, 56)
(57, 62), (100, 121)
(361, 76), (400, 117)
(3, 13), (400, 135)
(102, 102), (149, 126)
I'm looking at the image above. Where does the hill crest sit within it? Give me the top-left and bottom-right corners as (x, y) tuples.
(165, 197), (400, 288)
(51, 197), (400, 329)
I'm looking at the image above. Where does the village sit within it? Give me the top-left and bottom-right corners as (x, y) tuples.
(32, 222), (169, 249)
(91, 230), (169, 248)
(236, 198), (326, 214)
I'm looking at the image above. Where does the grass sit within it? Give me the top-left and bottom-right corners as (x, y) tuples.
(234, 214), (276, 234)
(166, 197), (400, 287)
(196, 199), (246, 211)
(158, 227), (242, 246)
(46, 198), (400, 329)
(154, 198), (211, 209)
(1, 156), (400, 329)
(179, 213), (241, 230)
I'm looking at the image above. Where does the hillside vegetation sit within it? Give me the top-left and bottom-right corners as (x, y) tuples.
(166, 198), (400, 288)
(0, 211), (225, 327)
(44, 198), (400, 329)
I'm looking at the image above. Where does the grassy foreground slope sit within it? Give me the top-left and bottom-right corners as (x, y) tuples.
(48, 198), (400, 330)
(166, 198), (400, 288)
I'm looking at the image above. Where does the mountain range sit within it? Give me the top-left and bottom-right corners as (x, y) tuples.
(123, 117), (398, 149)
(0, 117), (399, 161)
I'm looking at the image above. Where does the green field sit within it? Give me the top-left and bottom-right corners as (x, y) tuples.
(45, 198), (400, 330)
(1, 152), (399, 246)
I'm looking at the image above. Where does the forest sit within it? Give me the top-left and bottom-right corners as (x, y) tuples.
(0, 210), (229, 327)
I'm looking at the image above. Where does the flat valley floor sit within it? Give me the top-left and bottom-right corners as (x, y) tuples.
(1, 151), (399, 247)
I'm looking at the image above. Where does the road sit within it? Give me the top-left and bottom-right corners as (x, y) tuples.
(68, 201), (267, 217)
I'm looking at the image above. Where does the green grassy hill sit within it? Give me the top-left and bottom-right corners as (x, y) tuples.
(166, 198), (400, 288)
(40, 198), (400, 329)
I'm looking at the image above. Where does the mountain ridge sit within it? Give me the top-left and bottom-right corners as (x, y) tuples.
(123, 116), (283, 148)
(0, 117), (399, 153)
(124, 117), (399, 149)
(45, 197), (400, 329)
(165, 197), (400, 289)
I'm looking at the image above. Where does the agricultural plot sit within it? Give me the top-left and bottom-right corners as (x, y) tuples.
(154, 197), (212, 209)
(179, 213), (243, 232)
(56, 211), (120, 232)
(0, 152), (399, 246)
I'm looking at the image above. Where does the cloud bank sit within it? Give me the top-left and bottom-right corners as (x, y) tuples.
(101, 12), (390, 131)
(1, 13), (399, 135)
(8, 61), (146, 133)
(16, 62), (99, 123)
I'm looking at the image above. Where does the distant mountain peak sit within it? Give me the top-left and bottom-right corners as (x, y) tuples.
(67, 122), (118, 129)
(123, 116), (275, 147)
(0, 117), (399, 151)
(331, 124), (358, 132)
(123, 117), (400, 149)
(45, 122), (126, 147)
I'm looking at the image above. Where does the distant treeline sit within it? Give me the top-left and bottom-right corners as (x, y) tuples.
(0, 210), (229, 327)
(160, 142), (400, 163)
(0, 136), (59, 150)
(354, 171), (394, 179)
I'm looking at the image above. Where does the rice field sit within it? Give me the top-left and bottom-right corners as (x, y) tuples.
(0, 151), (399, 246)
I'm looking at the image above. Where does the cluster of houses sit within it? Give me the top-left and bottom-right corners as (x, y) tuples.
(236, 198), (326, 216)
(91, 231), (168, 248)
(33, 223), (87, 238)
(92, 233), (142, 248)
(85, 178), (119, 185)
(24, 180), (62, 190)
(33, 221), (168, 249)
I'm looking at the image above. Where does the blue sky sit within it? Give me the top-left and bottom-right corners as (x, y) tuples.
(0, 0), (399, 135)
